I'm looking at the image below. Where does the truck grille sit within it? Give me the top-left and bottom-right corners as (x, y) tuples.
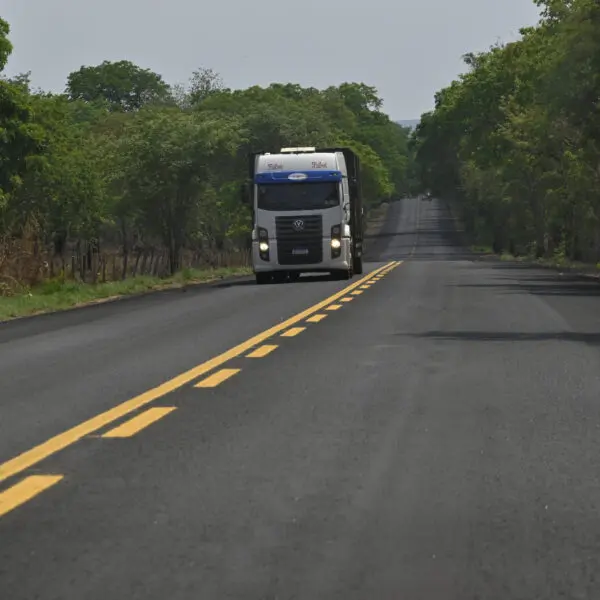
(275, 215), (323, 265)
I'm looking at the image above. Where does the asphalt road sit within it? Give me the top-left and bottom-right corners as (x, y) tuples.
(3, 198), (600, 599)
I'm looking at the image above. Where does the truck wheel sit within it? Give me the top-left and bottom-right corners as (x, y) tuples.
(255, 273), (271, 285)
(353, 255), (363, 275)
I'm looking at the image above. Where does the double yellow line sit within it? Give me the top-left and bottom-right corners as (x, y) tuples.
(0, 260), (401, 517)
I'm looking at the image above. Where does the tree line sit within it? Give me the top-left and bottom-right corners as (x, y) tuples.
(0, 17), (416, 290)
(412, 0), (600, 262)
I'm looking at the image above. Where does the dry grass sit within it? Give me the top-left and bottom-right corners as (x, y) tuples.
(0, 266), (251, 322)
(0, 237), (252, 321)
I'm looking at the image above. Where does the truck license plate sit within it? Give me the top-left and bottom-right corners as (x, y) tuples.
(292, 248), (309, 255)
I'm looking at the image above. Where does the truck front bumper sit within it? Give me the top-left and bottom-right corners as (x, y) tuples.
(252, 238), (352, 273)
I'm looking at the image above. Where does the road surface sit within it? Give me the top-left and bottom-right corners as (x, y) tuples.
(2, 198), (600, 599)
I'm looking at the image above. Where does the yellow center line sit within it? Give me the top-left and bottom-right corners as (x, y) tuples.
(102, 407), (176, 438)
(0, 475), (63, 518)
(306, 314), (327, 323)
(246, 344), (278, 358)
(281, 327), (305, 338)
(380, 260), (402, 275)
(195, 368), (241, 388)
(326, 304), (343, 311)
(0, 262), (394, 485)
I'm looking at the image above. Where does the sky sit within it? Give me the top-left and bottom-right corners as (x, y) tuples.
(2, 0), (542, 120)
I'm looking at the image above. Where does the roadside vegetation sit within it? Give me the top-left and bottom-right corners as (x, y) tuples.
(0, 267), (248, 322)
(0, 17), (417, 319)
(412, 0), (600, 267)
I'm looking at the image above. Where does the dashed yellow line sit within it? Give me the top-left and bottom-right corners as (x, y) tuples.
(306, 314), (327, 323)
(0, 475), (63, 518)
(351, 290), (363, 296)
(195, 368), (241, 388)
(246, 344), (278, 358)
(102, 407), (176, 438)
(0, 262), (394, 488)
(281, 327), (305, 338)
(340, 297), (353, 303)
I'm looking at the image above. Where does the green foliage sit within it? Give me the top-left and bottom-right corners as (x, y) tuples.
(0, 18), (12, 71)
(1, 19), (415, 282)
(66, 60), (171, 111)
(412, 0), (600, 261)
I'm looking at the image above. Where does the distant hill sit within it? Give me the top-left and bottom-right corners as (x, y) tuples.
(396, 119), (420, 130)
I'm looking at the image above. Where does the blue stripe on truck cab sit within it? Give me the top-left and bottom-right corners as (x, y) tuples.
(254, 170), (343, 184)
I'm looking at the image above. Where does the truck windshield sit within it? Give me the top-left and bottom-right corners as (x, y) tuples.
(257, 182), (340, 211)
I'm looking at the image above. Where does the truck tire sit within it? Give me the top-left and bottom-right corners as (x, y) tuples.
(255, 273), (271, 285)
(353, 255), (363, 275)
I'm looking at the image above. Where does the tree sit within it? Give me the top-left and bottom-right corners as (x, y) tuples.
(66, 60), (171, 111)
(0, 20), (45, 215)
(188, 67), (226, 105)
(115, 107), (244, 273)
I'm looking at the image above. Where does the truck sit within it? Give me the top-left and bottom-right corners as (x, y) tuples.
(242, 146), (364, 285)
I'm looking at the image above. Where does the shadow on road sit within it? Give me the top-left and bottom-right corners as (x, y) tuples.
(455, 266), (600, 298)
(213, 273), (339, 288)
(364, 229), (447, 240)
(399, 330), (600, 344)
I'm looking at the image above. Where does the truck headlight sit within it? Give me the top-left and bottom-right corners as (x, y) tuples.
(258, 227), (270, 261)
(331, 224), (342, 258)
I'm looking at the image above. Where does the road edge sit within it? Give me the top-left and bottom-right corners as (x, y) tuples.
(0, 272), (254, 327)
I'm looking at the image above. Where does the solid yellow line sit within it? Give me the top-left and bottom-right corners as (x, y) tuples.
(102, 407), (176, 438)
(306, 314), (327, 323)
(0, 262), (393, 485)
(0, 475), (63, 518)
(246, 344), (278, 358)
(195, 368), (240, 388)
(281, 327), (305, 338)
(381, 260), (402, 274)
(327, 304), (342, 311)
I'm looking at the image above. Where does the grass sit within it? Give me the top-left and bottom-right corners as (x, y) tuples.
(500, 253), (600, 271)
(470, 245), (494, 255)
(471, 248), (600, 278)
(0, 266), (251, 322)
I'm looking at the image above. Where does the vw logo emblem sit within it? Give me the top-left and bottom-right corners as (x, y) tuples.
(292, 219), (305, 232)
